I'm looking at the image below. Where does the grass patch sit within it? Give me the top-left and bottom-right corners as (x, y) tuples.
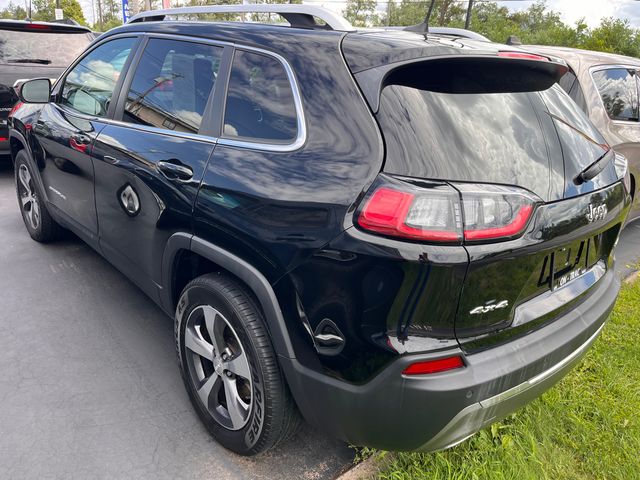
(374, 280), (640, 480)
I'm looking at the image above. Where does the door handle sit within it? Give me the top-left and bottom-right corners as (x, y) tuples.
(157, 160), (194, 181)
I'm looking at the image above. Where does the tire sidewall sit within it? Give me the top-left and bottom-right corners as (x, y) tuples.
(14, 151), (43, 239)
(176, 280), (267, 454)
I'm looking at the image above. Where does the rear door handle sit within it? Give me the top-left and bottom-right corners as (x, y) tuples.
(157, 160), (194, 181)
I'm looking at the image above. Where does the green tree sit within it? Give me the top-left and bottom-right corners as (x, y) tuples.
(581, 17), (640, 58)
(343, 0), (380, 27)
(31, 0), (87, 25)
(384, 0), (465, 28)
(0, 2), (28, 19)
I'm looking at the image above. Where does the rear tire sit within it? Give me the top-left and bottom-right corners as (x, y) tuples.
(14, 150), (62, 242)
(176, 273), (300, 455)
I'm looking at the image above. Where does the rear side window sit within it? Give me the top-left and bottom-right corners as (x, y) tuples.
(592, 68), (639, 121)
(377, 85), (553, 199)
(557, 70), (587, 113)
(223, 50), (297, 143)
(123, 38), (223, 134)
(61, 37), (135, 117)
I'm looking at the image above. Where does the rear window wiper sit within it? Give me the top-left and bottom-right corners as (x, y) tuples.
(6, 58), (52, 64)
(574, 148), (614, 185)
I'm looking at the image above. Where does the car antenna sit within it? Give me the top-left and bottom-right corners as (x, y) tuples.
(404, 0), (436, 34)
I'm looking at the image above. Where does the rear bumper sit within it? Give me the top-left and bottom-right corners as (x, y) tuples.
(281, 268), (618, 451)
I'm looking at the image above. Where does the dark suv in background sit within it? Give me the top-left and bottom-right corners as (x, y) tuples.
(8, 5), (631, 456)
(0, 19), (93, 155)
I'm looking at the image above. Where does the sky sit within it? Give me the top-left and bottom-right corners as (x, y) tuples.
(1, 0), (639, 29)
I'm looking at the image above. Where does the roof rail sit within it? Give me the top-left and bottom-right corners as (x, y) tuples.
(127, 4), (355, 32)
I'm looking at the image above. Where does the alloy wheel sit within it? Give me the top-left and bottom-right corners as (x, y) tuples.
(184, 305), (253, 430)
(17, 164), (40, 231)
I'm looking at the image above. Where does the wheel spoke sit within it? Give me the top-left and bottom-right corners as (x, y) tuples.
(223, 376), (248, 429)
(18, 166), (31, 194)
(185, 326), (214, 359)
(20, 195), (32, 208)
(203, 307), (228, 357)
(225, 352), (251, 381)
(197, 373), (221, 408)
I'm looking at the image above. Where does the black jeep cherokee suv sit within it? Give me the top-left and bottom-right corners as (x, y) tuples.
(8, 5), (631, 456)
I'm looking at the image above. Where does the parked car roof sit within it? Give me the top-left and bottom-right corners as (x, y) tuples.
(0, 19), (92, 33)
(524, 45), (640, 73)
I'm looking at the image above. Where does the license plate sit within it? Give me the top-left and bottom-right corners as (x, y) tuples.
(538, 235), (602, 290)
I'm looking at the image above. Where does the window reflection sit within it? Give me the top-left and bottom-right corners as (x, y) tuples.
(593, 68), (639, 121)
(223, 50), (297, 142)
(124, 38), (222, 134)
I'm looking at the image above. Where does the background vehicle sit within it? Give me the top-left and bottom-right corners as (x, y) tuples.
(9, 5), (631, 456)
(526, 45), (640, 222)
(0, 19), (94, 156)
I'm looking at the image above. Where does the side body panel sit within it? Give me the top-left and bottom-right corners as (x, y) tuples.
(92, 126), (214, 302)
(32, 103), (106, 241)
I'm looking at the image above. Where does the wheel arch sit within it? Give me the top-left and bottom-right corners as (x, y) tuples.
(161, 233), (296, 360)
(9, 131), (28, 162)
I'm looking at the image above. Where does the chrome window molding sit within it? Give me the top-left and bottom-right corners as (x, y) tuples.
(218, 44), (308, 153)
(588, 64), (640, 124)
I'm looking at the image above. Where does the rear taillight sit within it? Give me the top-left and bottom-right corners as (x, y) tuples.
(402, 355), (465, 375)
(358, 185), (462, 242)
(356, 176), (539, 244)
(8, 101), (23, 119)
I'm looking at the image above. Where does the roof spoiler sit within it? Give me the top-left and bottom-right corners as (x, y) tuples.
(354, 53), (569, 113)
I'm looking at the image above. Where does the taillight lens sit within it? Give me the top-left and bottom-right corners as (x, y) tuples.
(8, 101), (23, 119)
(356, 176), (539, 244)
(457, 183), (538, 241)
(358, 182), (463, 243)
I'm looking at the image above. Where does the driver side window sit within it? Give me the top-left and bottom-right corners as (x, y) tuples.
(60, 37), (136, 117)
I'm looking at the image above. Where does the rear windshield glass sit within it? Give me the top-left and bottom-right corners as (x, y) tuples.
(378, 83), (614, 199)
(378, 85), (553, 198)
(0, 30), (93, 67)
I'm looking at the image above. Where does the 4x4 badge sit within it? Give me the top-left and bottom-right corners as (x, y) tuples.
(470, 300), (509, 315)
(586, 203), (607, 223)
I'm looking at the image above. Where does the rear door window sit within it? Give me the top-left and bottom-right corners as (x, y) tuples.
(60, 37), (136, 117)
(123, 38), (223, 134)
(592, 68), (639, 121)
(223, 49), (297, 143)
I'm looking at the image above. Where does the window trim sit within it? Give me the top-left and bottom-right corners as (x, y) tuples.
(218, 45), (307, 152)
(54, 33), (143, 121)
(589, 64), (640, 124)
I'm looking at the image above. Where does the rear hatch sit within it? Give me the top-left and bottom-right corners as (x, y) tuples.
(0, 23), (93, 141)
(343, 33), (631, 353)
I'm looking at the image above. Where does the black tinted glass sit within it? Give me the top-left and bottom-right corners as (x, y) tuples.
(0, 30), (93, 67)
(377, 85), (552, 198)
(61, 37), (135, 117)
(223, 50), (297, 142)
(124, 38), (222, 134)
(592, 68), (639, 121)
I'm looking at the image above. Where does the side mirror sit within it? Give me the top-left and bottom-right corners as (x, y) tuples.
(18, 78), (51, 103)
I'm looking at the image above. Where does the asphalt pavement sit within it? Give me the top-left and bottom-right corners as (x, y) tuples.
(1, 158), (639, 480)
(0, 159), (354, 479)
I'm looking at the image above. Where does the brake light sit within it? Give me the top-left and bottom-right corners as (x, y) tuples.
(498, 51), (549, 61)
(26, 23), (52, 31)
(8, 101), (23, 118)
(356, 177), (539, 244)
(358, 184), (462, 242)
(402, 355), (465, 375)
